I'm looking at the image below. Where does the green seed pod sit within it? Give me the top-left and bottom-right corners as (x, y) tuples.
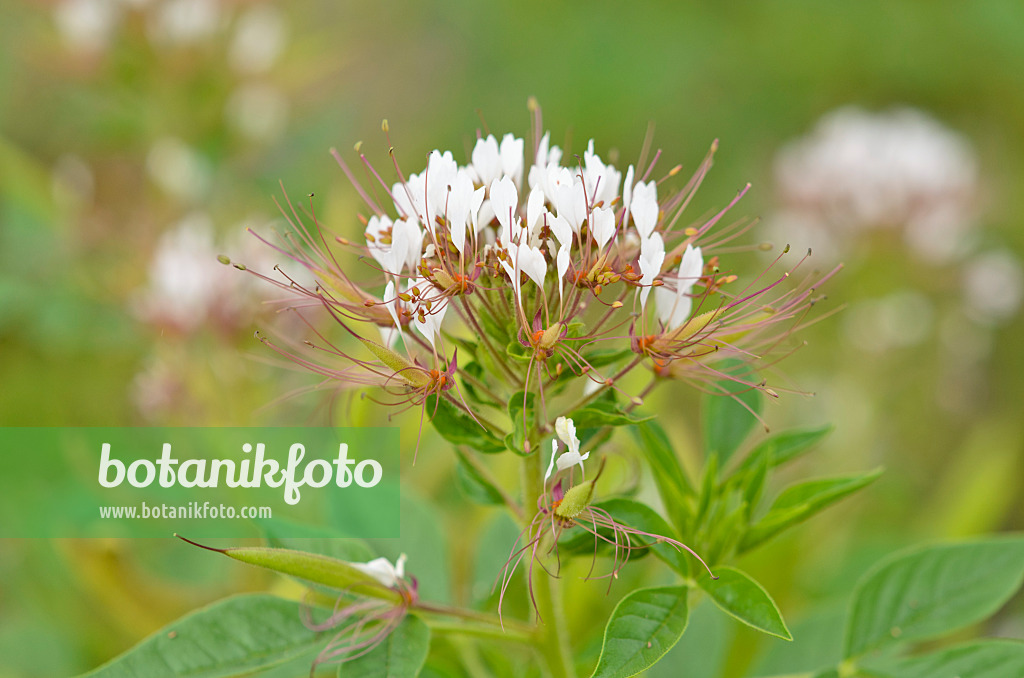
(554, 479), (595, 521)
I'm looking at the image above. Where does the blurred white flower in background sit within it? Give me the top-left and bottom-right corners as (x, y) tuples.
(771, 106), (979, 263)
(962, 249), (1024, 325)
(229, 4), (288, 74)
(54, 0), (120, 52)
(132, 213), (277, 334)
(146, 137), (212, 203)
(148, 0), (223, 45)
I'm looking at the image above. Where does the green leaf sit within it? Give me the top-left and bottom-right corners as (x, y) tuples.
(740, 468), (882, 553)
(590, 586), (690, 678)
(558, 498), (691, 577)
(697, 567), (791, 640)
(729, 424), (833, 479)
(741, 449), (770, 521)
(457, 360), (489, 405)
(569, 399), (653, 429)
(844, 536), (1024, 659)
(863, 640), (1024, 678)
(628, 421), (695, 531)
(77, 594), (321, 678)
(701, 365), (763, 465)
(426, 395), (505, 454)
(336, 614), (430, 678)
(454, 449), (505, 505)
(506, 390), (536, 455)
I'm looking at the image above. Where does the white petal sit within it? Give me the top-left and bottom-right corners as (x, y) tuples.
(383, 281), (402, 333)
(555, 178), (587, 233)
(365, 215), (394, 271)
(544, 439), (558, 482)
(591, 206), (616, 251)
(639, 232), (666, 309)
(630, 180), (659, 240)
(622, 165), (635, 223)
(556, 243), (570, 303)
(555, 416), (579, 455)
(679, 244), (704, 283)
(471, 135), (501, 186)
(395, 553), (407, 579)
(555, 450), (590, 474)
(656, 245), (702, 328)
(349, 556), (399, 587)
(527, 185), (546, 238)
(519, 245), (547, 290)
(548, 213), (572, 249)
(489, 176), (518, 233)
(500, 133), (524, 186)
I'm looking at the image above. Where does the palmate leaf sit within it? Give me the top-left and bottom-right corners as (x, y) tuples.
(590, 586), (690, 678)
(78, 594), (322, 678)
(844, 536), (1024, 659)
(628, 421), (695, 533)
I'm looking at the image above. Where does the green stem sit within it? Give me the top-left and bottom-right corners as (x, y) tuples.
(425, 620), (532, 644)
(522, 448), (576, 678)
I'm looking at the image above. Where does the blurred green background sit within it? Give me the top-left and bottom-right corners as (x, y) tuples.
(2, 1), (1023, 676)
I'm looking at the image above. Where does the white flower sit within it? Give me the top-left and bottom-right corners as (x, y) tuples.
(655, 244), (703, 328)
(551, 168), (589, 233)
(544, 416), (590, 482)
(410, 277), (447, 349)
(583, 140), (622, 208)
(472, 134), (524, 187)
(630, 180), (659, 240)
(638, 233), (666, 309)
(555, 415), (578, 454)
(501, 240), (546, 311)
(534, 132), (563, 171)
(349, 553), (407, 588)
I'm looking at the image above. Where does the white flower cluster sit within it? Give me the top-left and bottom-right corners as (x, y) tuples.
(365, 132), (705, 349)
(773, 107), (978, 262)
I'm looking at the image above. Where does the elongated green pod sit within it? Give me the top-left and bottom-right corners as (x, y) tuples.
(177, 537), (401, 603)
(357, 337), (430, 388)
